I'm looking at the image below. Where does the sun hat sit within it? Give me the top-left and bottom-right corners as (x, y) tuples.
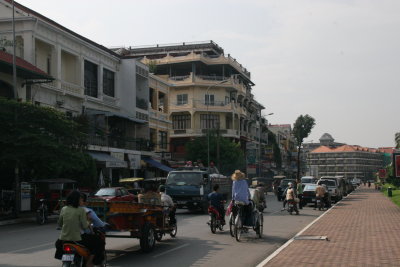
(231, 170), (245, 181)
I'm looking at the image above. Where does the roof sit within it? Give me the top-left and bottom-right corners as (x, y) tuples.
(319, 133), (334, 141)
(4, 0), (120, 58)
(0, 50), (53, 80)
(311, 145), (384, 153)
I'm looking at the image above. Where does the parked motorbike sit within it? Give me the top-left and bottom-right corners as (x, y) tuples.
(36, 199), (48, 225)
(207, 206), (225, 233)
(60, 228), (106, 267)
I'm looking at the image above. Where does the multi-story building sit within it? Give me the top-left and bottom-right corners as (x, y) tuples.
(308, 145), (384, 180)
(115, 41), (267, 167)
(0, 0), (173, 184)
(268, 124), (296, 176)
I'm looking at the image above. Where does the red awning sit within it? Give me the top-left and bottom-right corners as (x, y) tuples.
(0, 50), (53, 81)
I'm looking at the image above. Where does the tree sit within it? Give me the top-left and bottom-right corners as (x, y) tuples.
(292, 114), (316, 180)
(0, 98), (96, 188)
(395, 132), (400, 149)
(185, 130), (245, 175)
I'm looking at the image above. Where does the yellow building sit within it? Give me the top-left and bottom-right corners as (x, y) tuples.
(117, 41), (266, 162)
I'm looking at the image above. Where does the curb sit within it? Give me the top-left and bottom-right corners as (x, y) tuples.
(0, 217), (36, 226)
(256, 188), (355, 267)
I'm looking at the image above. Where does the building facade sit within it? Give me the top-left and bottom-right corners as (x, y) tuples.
(114, 41), (269, 169)
(308, 145), (384, 180)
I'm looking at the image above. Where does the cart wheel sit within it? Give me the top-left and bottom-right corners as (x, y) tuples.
(155, 232), (163, 242)
(234, 215), (242, 242)
(140, 223), (156, 252)
(170, 224), (177, 237)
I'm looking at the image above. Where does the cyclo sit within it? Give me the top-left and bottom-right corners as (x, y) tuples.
(228, 200), (263, 242)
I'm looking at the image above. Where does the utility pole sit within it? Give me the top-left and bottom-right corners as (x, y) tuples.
(12, 0), (20, 217)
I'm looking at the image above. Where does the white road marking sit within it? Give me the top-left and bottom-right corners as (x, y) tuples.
(4, 241), (54, 254)
(152, 243), (189, 258)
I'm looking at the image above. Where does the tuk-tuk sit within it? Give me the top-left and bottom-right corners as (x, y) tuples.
(119, 177), (144, 195)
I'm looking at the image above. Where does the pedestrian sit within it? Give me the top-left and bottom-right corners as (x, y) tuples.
(314, 183), (326, 210)
(296, 179), (303, 209)
(368, 181), (371, 188)
(209, 160), (219, 174)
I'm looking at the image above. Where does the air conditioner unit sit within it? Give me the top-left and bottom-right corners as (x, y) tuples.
(56, 100), (64, 106)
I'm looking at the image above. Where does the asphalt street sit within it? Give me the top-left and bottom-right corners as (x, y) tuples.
(0, 195), (323, 267)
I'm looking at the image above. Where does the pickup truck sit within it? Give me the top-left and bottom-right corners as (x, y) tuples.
(165, 167), (231, 213)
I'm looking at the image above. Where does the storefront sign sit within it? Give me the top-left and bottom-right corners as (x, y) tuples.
(128, 154), (141, 169)
(378, 169), (387, 179)
(110, 152), (124, 161)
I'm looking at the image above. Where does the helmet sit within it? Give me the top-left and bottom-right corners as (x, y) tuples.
(288, 182), (293, 187)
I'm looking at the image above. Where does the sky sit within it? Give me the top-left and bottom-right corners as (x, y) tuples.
(15, 0), (400, 148)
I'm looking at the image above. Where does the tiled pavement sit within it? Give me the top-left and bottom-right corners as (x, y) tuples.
(260, 185), (400, 267)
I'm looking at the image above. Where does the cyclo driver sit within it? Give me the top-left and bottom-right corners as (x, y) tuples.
(159, 185), (176, 225)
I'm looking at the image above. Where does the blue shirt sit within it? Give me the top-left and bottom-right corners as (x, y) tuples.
(208, 191), (223, 208)
(84, 207), (106, 228)
(232, 180), (250, 204)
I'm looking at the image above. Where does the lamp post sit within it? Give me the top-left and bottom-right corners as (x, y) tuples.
(206, 79), (228, 171)
(259, 112), (273, 177)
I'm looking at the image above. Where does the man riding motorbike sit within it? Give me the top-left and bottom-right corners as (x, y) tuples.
(208, 184), (225, 224)
(286, 182), (299, 215)
(314, 183), (326, 210)
(159, 185), (176, 225)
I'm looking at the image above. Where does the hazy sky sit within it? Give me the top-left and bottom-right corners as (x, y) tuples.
(15, 0), (400, 148)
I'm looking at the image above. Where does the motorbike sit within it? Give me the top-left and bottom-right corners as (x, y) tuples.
(207, 206), (225, 233)
(316, 197), (324, 211)
(287, 200), (298, 215)
(36, 199), (48, 225)
(60, 228), (106, 267)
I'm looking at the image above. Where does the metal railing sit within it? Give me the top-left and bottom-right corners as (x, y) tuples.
(87, 134), (153, 151)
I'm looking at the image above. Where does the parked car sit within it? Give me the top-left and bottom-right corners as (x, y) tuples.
(317, 179), (341, 202)
(301, 176), (317, 185)
(320, 176), (344, 199)
(277, 179), (296, 201)
(302, 184), (317, 206)
(93, 187), (137, 202)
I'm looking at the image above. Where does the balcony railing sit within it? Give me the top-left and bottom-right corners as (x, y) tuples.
(171, 128), (239, 137)
(88, 134), (153, 151)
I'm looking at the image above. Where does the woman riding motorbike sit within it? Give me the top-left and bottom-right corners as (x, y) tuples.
(55, 190), (103, 267)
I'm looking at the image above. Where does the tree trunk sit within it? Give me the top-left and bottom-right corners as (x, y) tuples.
(297, 145), (302, 180)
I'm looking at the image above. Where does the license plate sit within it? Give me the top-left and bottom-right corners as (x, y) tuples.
(61, 254), (74, 261)
(177, 201), (186, 204)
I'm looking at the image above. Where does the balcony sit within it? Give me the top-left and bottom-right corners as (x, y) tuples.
(61, 81), (84, 96)
(88, 134), (153, 151)
(170, 128), (239, 138)
(142, 53), (251, 79)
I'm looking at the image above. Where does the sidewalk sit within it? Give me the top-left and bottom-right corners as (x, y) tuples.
(0, 211), (36, 226)
(259, 185), (400, 267)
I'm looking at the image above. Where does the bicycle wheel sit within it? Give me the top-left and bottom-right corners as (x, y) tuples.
(229, 214), (235, 237)
(256, 213), (263, 238)
(234, 213), (242, 242)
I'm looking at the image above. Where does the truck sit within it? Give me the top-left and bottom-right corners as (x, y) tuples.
(165, 167), (231, 213)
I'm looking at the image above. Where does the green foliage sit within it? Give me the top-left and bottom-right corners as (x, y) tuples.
(396, 132), (400, 149)
(185, 130), (245, 175)
(0, 98), (96, 187)
(147, 60), (157, 73)
(382, 183), (400, 207)
(267, 130), (282, 168)
(293, 114), (316, 179)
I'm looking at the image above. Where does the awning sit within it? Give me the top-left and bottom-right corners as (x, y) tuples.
(85, 108), (147, 124)
(142, 157), (174, 172)
(87, 151), (127, 168)
(0, 50), (54, 81)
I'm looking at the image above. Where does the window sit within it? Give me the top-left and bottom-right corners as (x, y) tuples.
(225, 96), (230, 105)
(84, 60), (98, 97)
(200, 114), (220, 129)
(103, 68), (115, 97)
(205, 94), (214, 105)
(159, 131), (168, 149)
(172, 114), (191, 129)
(177, 94), (188, 105)
(47, 55), (51, 75)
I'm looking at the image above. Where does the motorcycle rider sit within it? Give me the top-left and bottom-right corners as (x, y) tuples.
(138, 181), (162, 205)
(208, 184), (225, 224)
(314, 183), (326, 210)
(159, 185), (176, 225)
(286, 182), (299, 215)
(55, 190), (99, 267)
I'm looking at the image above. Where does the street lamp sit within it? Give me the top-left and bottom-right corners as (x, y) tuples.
(259, 112), (273, 177)
(206, 79), (228, 171)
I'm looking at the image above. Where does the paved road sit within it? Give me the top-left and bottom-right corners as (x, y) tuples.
(0, 195), (323, 267)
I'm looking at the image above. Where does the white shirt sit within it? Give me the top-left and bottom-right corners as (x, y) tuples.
(160, 192), (174, 207)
